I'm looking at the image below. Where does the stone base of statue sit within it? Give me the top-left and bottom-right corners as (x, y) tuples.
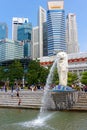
(51, 52), (76, 110)
(51, 85), (76, 110)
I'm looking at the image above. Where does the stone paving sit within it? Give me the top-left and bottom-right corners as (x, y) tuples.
(0, 89), (87, 111)
(0, 90), (44, 109)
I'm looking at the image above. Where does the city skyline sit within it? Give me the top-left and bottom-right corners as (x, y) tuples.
(0, 0), (87, 52)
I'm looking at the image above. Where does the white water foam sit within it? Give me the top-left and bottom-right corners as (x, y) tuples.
(19, 113), (54, 129)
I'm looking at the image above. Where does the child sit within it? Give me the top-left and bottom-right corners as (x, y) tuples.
(18, 98), (21, 105)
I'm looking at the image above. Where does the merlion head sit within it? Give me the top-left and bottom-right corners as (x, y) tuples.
(57, 52), (67, 63)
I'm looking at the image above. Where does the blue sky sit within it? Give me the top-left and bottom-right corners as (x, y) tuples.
(0, 0), (87, 52)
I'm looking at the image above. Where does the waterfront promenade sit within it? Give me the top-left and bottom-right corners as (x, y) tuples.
(0, 90), (44, 109)
(0, 89), (87, 111)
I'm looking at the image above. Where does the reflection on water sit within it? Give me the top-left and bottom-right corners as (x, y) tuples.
(0, 109), (87, 130)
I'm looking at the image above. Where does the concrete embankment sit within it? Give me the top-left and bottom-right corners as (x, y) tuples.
(52, 91), (87, 111)
(71, 92), (87, 111)
(0, 90), (44, 109)
(0, 90), (55, 110)
(0, 90), (87, 111)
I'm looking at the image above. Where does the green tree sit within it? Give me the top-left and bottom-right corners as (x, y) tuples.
(27, 69), (38, 85)
(39, 66), (49, 84)
(67, 72), (78, 86)
(81, 71), (87, 85)
(8, 60), (23, 85)
(27, 60), (49, 85)
(27, 60), (40, 85)
(0, 66), (9, 82)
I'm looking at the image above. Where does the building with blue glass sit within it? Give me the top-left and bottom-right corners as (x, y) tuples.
(12, 17), (28, 41)
(47, 0), (66, 56)
(17, 22), (32, 58)
(43, 22), (48, 56)
(0, 23), (8, 40)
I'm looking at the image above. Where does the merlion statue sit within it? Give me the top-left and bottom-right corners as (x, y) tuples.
(57, 52), (68, 86)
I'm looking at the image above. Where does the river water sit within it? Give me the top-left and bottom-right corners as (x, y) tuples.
(0, 108), (87, 130)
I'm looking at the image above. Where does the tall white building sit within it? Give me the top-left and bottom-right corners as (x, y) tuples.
(38, 6), (46, 58)
(32, 26), (39, 59)
(66, 13), (79, 54)
(12, 17), (28, 41)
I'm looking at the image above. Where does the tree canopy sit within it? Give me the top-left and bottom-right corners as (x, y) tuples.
(81, 71), (87, 85)
(0, 59), (83, 88)
(67, 72), (78, 86)
(27, 60), (49, 85)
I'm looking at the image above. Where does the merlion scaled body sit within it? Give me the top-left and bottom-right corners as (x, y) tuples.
(57, 52), (68, 86)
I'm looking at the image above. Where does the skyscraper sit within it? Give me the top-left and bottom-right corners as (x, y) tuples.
(12, 17), (28, 41)
(43, 22), (48, 56)
(17, 22), (32, 41)
(66, 13), (79, 54)
(32, 26), (39, 59)
(0, 39), (23, 62)
(38, 6), (46, 58)
(0, 23), (8, 40)
(17, 22), (32, 58)
(47, 0), (66, 56)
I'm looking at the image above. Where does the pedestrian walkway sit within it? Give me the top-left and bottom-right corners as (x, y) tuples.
(71, 92), (87, 111)
(0, 90), (44, 109)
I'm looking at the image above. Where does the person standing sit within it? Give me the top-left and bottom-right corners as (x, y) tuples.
(11, 85), (14, 92)
(18, 98), (21, 105)
(17, 91), (19, 97)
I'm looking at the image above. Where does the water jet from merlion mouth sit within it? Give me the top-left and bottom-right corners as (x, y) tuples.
(39, 51), (69, 114)
(40, 51), (76, 114)
(23, 52), (73, 128)
(35, 51), (75, 125)
(40, 58), (57, 113)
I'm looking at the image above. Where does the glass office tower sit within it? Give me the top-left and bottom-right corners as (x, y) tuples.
(17, 22), (32, 41)
(17, 22), (32, 58)
(47, 0), (66, 56)
(43, 22), (48, 56)
(12, 17), (28, 41)
(0, 23), (8, 40)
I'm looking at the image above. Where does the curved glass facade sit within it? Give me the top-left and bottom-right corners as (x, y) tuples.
(47, 9), (66, 56)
